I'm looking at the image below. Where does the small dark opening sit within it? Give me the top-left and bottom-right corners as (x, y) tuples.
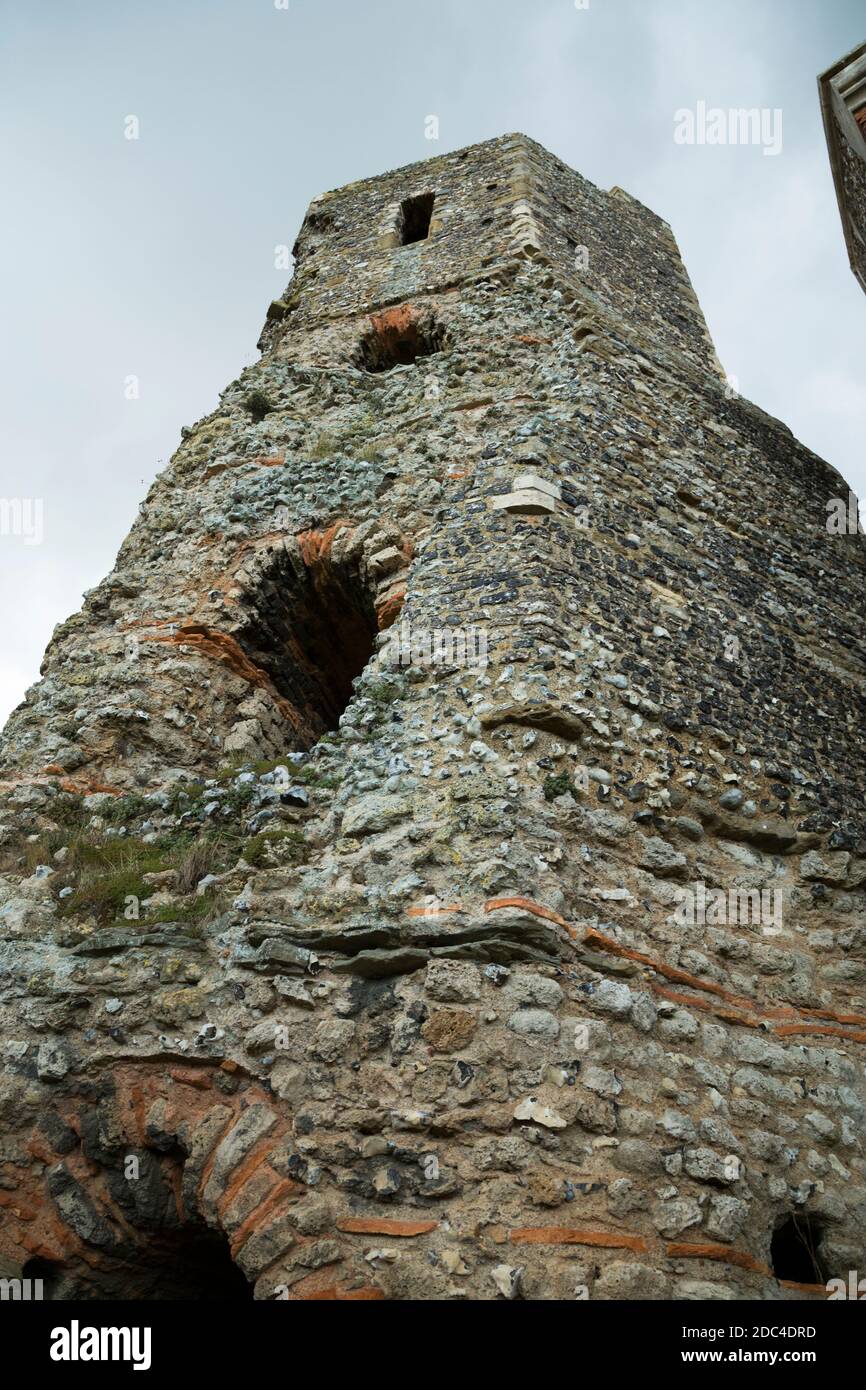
(400, 192), (435, 245)
(24, 1228), (253, 1301)
(290, 571), (377, 729)
(238, 546), (378, 745)
(21, 1257), (64, 1299)
(354, 312), (447, 374)
(770, 1213), (829, 1285)
(132, 1226), (255, 1301)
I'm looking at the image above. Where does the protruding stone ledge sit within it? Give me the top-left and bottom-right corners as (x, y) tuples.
(490, 473), (562, 515)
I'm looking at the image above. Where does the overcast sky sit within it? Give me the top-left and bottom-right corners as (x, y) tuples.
(1, 0), (863, 728)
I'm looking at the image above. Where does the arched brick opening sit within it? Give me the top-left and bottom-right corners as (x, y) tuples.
(0, 1057), (399, 1302)
(217, 522), (409, 759)
(234, 529), (380, 746)
(0, 1067), (302, 1302)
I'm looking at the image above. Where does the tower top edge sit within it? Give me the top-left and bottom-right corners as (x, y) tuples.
(309, 133), (583, 205)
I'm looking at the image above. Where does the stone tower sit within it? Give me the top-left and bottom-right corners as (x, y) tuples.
(820, 41), (866, 295)
(1, 135), (864, 1302)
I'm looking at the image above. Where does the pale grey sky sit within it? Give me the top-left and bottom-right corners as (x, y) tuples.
(1, 0), (863, 727)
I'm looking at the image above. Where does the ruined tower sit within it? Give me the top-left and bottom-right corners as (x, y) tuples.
(1, 135), (864, 1302)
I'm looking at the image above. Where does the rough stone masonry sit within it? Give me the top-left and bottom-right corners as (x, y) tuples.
(0, 134), (864, 1301)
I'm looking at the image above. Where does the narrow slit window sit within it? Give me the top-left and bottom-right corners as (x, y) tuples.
(400, 192), (435, 245)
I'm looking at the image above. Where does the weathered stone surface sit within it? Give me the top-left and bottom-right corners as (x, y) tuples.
(202, 1104), (278, 1214)
(342, 795), (410, 837)
(424, 958), (481, 1003)
(421, 1008), (477, 1052)
(800, 850), (850, 884)
(513, 1096), (568, 1129)
(594, 1262), (670, 1300)
(36, 1041), (72, 1081)
(0, 133), (862, 1304)
(235, 1212), (297, 1280)
(506, 1008), (560, 1039)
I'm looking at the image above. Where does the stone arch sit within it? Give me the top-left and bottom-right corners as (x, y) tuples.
(130, 520), (412, 772)
(4, 1025), (424, 1302)
(0, 1063), (345, 1301)
(217, 521), (411, 760)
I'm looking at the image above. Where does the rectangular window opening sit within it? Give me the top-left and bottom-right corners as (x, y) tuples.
(400, 192), (436, 245)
